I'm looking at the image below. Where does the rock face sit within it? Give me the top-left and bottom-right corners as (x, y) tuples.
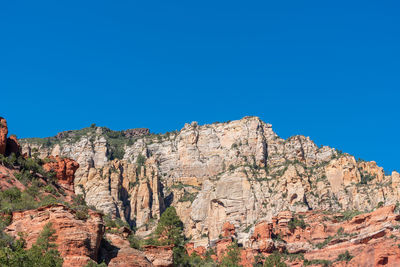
(143, 245), (174, 267)
(0, 116), (176, 267)
(99, 232), (174, 267)
(123, 128), (150, 138)
(99, 233), (153, 267)
(43, 156), (79, 188)
(5, 204), (104, 267)
(6, 134), (21, 156)
(0, 117), (21, 156)
(0, 117), (8, 155)
(221, 221), (236, 238)
(191, 205), (400, 266)
(20, 116), (400, 248)
(291, 205), (400, 266)
(0, 164), (26, 191)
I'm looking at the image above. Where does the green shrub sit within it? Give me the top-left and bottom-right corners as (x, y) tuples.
(336, 227), (344, 236)
(315, 236), (333, 249)
(220, 242), (241, 267)
(103, 215), (130, 230)
(334, 210), (362, 222)
(336, 250), (353, 262)
(359, 171), (376, 185)
(39, 195), (60, 207)
(0, 187), (42, 213)
(70, 195), (89, 221)
(303, 259), (332, 267)
(263, 251), (287, 267)
(0, 223), (63, 267)
(136, 154), (146, 167)
(288, 216), (307, 231)
(128, 235), (142, 250)
(136, 154), (146, 175)
(154, 207), (184, 246)
(151, 207), (188, 265)
(85, 261), (107, 267)
(108, 146), (125, 160)
(178, 191), (197, 203)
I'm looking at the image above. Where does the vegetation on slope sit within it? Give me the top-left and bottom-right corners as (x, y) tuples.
(0, 153), (96, 266)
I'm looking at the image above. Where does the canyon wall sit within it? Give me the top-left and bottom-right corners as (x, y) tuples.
(21, 116), (400, 249)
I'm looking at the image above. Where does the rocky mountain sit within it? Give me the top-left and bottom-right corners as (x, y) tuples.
(0, 115), (398, 266)
(0, 117), (174, 267)
(20, 116), (400, 250)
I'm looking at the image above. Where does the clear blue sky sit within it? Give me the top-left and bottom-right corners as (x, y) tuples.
(1, 1), (399, 172)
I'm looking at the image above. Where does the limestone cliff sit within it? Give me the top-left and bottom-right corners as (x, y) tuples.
(20, 116), (400, 248)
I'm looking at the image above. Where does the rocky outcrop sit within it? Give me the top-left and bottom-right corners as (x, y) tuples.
(300, 205), (400, 266)
(221, 221), (236, 238)
(0, 117), (8, 155)
(123, 128), (150, 138)
(20, 116), (400, 248)
(186, 242), (206, 257)
(6, 134), (20, 156)
(4, 204), (104, 267)
(143, 245), (174, 267)
(99, 233), (153, 267)
(190, 205), (400, 266)
(98, 232), (173, 267)
(0, 164), (26, 191)
(0, 117), (21, 156)
(43, 156), (79, 189)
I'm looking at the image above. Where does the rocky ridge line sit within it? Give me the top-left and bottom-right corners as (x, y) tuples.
(20, 116), (400, 250)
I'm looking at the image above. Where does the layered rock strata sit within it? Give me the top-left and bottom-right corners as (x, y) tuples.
(5, 204), (104, 267)
(190, 205), (400, 266)
(20, 116), (400, 248)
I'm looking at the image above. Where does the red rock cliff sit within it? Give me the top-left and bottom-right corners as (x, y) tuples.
(4, 204), (104, 267)
(43, 156), (79, 191)
(0, 117), (8, 155)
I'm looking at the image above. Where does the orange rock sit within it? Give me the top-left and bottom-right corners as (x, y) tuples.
(358, 160), (385, 182)
(43, 156), (79, 190)
(240, 248), (256, 267)
(4, 204), (104, 267)
(0, 117), (8, 155)
(215, 238), (233, 260)
(186, 242), (206, 257)
(251, 221), (273, 240)
(143, 245), (174, 267)
(194, 245), (206, 256)
(0, 164), (26, 191)
(101, 233), (152, 267)
(221, 221), (236, 238)
(243, 205), (400, 266)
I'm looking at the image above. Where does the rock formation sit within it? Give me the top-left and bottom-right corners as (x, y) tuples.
(99, 233), (153, 267)
(189, 205), (400, 266)
(19, 116), (400, 265)
(0, 117), (21, 156)
(0, 117), (178, 267)
(5, 134), (21, 156)
(43, 156), (79, 191)
(123, 128), (150, 138)
(5, 204), (104, 267)
(142, 245), (174, 267)
(0, 117), (8, 155)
